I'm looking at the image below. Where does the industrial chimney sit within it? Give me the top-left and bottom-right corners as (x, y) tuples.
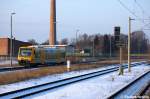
(50, 0), (56, 45)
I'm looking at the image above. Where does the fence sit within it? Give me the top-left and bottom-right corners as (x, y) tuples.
(0, 56), (18, 65)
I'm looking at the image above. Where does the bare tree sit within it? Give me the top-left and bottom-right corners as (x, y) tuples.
(61, 38), (68, 45)
(41, 39), (49, 45)
(28, 39), (38, 45)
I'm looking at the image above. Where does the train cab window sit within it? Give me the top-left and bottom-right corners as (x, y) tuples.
(20, 48), (32, 56)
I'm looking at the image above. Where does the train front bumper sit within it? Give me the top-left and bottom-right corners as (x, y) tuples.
(18, 57), (33, 65)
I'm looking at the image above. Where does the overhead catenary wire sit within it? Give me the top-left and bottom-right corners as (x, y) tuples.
(134, 0), (149, 18)
(117, 0), (139, 18)
(117, 0), (150, 29)
(117, 0), (150, 21)
(134, 0), (150, 29)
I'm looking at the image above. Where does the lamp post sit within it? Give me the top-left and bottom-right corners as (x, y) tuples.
(76, 29), (79, 49)
(75, 29), (79, 62)
(10, 12), (16, 67)
(109, 34), (112, 58)
(13, 37), (15, 57)
(128, 17), (134, 72)
(93, 39), (95, 57)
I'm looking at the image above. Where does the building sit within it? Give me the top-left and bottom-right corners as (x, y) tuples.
(0, 38), (31, 57)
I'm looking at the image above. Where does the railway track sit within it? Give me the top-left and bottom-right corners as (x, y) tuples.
(0, 60), (145, 73)
(107, 70), (150, 99)
(0, 62), (147, 99)
(0, 65), (52, 73)
(0, 60), (118, 73)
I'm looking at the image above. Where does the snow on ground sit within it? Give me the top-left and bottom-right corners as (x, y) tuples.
(0, 62), (149, 99)
(25, 64), (149, 99)
(0, 64), (119, 94)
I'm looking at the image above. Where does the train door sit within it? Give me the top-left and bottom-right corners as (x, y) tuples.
(34, 48), (41, 64)
(56, 49), (61, 63)
(40, 48), (45, 64)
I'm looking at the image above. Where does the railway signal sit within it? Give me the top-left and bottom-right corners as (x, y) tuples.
(114, 26), (120, 56)
(114, 26), (124, 75)
(114, 26), (120, 44)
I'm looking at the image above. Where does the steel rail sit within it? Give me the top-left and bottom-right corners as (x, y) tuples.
(0, 60), (146, 73)
(0, 65), (57, 73)
(0, 60), (103, 73)
(134, 80), (150, 97)
(0, 62), (147, 99)
(107, 70), (150, 99)
(0, 65), (51, 73)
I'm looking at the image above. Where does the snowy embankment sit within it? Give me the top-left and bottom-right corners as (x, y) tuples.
(0, 63), (149, 99)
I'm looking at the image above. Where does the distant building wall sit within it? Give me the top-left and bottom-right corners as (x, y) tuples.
(0, 38), (9, 56)
(0, 38), (31, 57)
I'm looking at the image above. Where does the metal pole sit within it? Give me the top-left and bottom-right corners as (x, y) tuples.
(119, 45), (123, 75)
(110, 35), (112, 57)
(75, 29), (79, 62)
(76, 31), (77, 48)
(120, 47), (122, 65)
(128, 17), (131, 72)
(10, 13), (15, 67)
(119, 46), (123, 75)
(10, 14), (12, 67)
(76, 29), (79, 49)
(12, 37), (15, 57)
(93, 40), (95, 57)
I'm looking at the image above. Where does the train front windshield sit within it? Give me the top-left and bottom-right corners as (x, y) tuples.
(19, 48), (32, 57)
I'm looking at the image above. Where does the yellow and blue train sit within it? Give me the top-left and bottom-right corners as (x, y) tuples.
(18, 45), (68, 66)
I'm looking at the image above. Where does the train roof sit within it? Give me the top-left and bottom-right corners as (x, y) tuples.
(20, 45), (74, 48)
(21, 45), (68, 48)
(30, 45), (67, 48)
